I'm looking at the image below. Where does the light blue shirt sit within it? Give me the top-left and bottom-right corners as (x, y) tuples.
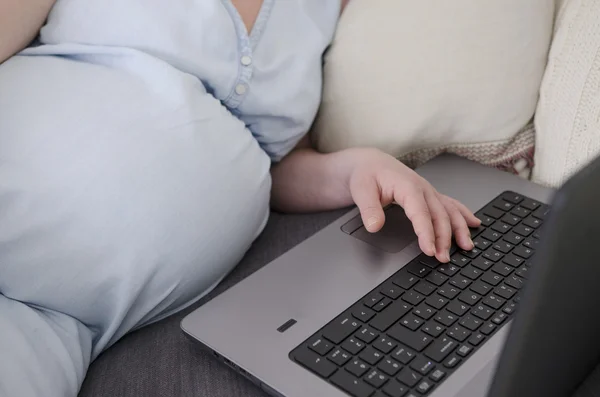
(27, 0), (342, 161)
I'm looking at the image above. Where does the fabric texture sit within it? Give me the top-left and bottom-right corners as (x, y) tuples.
(33, 0), (341, 162)
(78, 209), (349, 397)
(311, 0), (555, 175)
(531, 0), (600, 187)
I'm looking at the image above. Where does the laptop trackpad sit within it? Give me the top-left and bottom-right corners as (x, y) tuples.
(343, 205), (417, 253)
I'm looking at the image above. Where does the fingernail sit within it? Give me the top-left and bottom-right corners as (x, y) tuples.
(366, 216), (379, 229)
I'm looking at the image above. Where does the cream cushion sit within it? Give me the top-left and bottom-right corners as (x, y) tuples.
(312, 0), (555, 172)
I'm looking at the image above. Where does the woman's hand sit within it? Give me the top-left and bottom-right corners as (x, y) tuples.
(270, 139), (480, 264)
(347, 149), (480, 262)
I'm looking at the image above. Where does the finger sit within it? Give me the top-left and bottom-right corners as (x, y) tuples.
(351, 176), (386, 233)
(448, 197), (481, 227)
(424, 189), (453, 262)
(396, 187), (436, 257)
(440, 195), (474, 251)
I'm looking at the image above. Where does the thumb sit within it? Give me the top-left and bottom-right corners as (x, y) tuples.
(351, 176), (386, 233)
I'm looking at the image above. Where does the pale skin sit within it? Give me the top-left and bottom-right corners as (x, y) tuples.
(1, 0), (480, 263)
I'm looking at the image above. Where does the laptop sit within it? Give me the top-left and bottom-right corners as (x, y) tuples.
(181, 153), (600, 397)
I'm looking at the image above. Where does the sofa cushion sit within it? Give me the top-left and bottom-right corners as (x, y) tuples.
(311, 0), (555, 173)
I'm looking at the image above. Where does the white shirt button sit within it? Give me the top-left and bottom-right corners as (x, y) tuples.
(241, 55), (252, 66)
(235, 84), (247, 95)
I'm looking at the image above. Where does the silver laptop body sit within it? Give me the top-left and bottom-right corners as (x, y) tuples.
(181, 154), (554, 397)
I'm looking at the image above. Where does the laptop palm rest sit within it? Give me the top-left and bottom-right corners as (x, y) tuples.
(341, 205), (417, 253)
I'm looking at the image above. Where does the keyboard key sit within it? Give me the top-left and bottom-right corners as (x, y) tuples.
(504, 276), (523, 289)
(413, 303), (436, 320)
(477, 214), (495, 227)
(425, 271), (449, 286)
(438, 285), (460, 299)
(501, 213), (521, 226)
(461, 265), (483, 280)
(397, 367), (422, 387)
(473, 236), (492, 250)
(492, 263), (513, 276)
(378, 358), (402, 377)
(364, 292), (384, 308)
(513, 224), (534, 237)
(414, 281), (436, 296)
(483, 294), (505, 310)
(503, 302), (517, 315)
(380, 281), (404, 300)
(523, 238), (540, 250)
(521, 198), (541, 211)
(481, 229), (502, 242)
(523, 216), (542, 229)
(410, 356), (435, 375)
(308, 337), (334, 355)
(470, 280), (492, 296)
(492, 312), (508, 325)
(400, 313), (424, 331)
(424, 336), (457, 362)
(402, 291), (425, 306)
(447, 325), (471, 342)
(352, 307), (376, 322)
(460, 315), (483, 331)
(434, 310), (458, 326)
(503, 253), (525, 268)
(503, 232), (524, 245)
(430, 369), (446, 382)
(480, 322), (497, 335)
(346, 359), (371, 377)
(481, 271), (503, 286)
(425, 294), (448, 310)
(373, 336), (398, 354)
(459, 290), (482, 305)
(374, 298), (393, 312)
(416, 380), (434, 394)
(511, 206), (531, 218)
(437, 263), (460, 277)
(502, 192), (524, 204)
(493, 199), (515, 211)
(365, 369), (389, 388)
(323, 316), (362, 344)
(391, 346), (416, 364)
(532, 205), (550, 220)
(328, 348), (352, 366)
(472, 257), (494, 271)
(482, 206), (504, 219)
(495, 284), (517, 299)
(330, 369), (374, 397)
(388, 325), (433, 352)
(356, 327), (379, 344)
(460, 247), (482, 259)
(359, 346), (385, 365)
(472, 304), (494, 320)
(451, 253), (470, 267)
(370, 300), (412, 332)
(493, 241), (514, 253)
(449, 274), (472, 289)
(492, 221), (512, 234)
(457, 345), (472, 357)
(406, 261), (431, 278)
(393, 269), (420, 290)
(382, 380), (409, 397)
(422, 321), (445, 337)
(444, 355), (461, 368)
(468, 333), (485, 346)
(483, 249), (505, 262)
(513, 246), (534, 259)
(295, 347), (337, 378)
(418, 253), (442, 268)
(447, 300), (469, 316)
(342, 337), (366, 355)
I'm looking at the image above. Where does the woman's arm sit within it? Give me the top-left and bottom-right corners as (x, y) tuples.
(0, 0), (56, 64)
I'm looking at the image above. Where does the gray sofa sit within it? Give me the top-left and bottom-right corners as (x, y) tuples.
(78, 208), (600, 397)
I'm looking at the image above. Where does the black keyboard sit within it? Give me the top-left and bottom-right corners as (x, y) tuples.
(289, 191), (550, 397)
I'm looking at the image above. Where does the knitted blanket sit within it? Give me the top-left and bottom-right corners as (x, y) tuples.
(531, 0), (600, 187)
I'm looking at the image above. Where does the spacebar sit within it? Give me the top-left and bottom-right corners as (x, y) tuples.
(370, 300), (411, 332)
